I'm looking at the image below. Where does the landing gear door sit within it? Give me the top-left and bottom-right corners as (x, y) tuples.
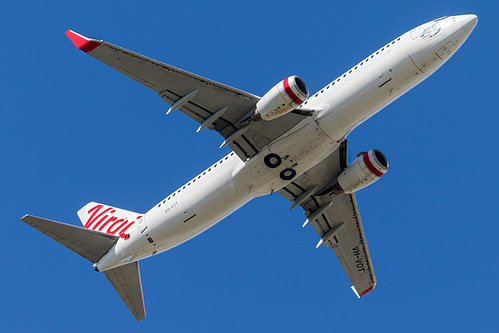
(138, 216), (147, 233)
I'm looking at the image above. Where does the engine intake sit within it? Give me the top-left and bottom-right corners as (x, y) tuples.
(331, 149), (389, 194)
(253, 76), (309, 121)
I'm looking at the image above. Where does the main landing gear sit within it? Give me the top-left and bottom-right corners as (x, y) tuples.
(264, 153), (296, 181)
(264, 153), (281, 168)
(279, 168), (296, 180)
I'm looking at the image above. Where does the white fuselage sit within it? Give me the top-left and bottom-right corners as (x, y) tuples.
(96, 15), (477, 271)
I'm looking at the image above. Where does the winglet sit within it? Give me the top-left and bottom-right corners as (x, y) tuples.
(351, 285), (375, 298)
(65, 30), (102, 53)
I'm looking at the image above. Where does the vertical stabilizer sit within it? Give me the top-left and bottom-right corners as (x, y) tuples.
(77, 202), (144, 238)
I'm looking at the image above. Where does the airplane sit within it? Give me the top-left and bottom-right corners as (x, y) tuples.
(21, 15), (478, 321)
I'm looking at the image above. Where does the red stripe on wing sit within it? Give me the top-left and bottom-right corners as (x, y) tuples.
(359, 285), (375, 297)
(65, 30), (101, 53)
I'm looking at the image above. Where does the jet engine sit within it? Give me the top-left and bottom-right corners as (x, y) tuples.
(252, 76), (309, 121)
(330, 149), (389, 194)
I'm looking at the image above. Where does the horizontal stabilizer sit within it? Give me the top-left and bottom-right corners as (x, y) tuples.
(21, 215), (118, 263)
(103, 261), (146, 321)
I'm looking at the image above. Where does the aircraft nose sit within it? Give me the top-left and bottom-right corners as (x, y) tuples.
(455, 14), (478, 34)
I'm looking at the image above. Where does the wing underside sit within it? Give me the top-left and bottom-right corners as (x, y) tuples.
(66, 30), (304, 160)
(278, 141), (377, 296)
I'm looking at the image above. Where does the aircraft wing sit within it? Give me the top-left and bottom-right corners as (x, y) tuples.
(278, 141), (377, 297)
(66, 31), (304, 160)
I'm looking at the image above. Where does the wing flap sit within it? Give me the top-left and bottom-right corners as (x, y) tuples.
(103, 262), (146, 321)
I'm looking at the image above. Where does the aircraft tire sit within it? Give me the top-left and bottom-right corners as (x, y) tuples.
(280, 168), (296, 180)
(264, 153), (281, 168)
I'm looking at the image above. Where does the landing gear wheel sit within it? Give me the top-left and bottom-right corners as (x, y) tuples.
(280, 168), (296, 181)
(264, 153), (281, 168)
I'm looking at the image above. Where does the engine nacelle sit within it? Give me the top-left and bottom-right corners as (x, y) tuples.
(331, 149), (389, 194)
(253, 76), (309, 121)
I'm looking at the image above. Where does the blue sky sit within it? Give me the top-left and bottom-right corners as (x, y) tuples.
(2, 1), (497, 332)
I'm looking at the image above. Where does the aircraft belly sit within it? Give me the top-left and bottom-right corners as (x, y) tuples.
(103, 46), (449, 267)
(234, 118), (338, 194)
(317, 51), (429, 139)
(136, 167), (253, 257)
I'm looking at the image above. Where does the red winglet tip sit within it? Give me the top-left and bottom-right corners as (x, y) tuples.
(65, 30), (101, 53)
(359, 285), (375, 297)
